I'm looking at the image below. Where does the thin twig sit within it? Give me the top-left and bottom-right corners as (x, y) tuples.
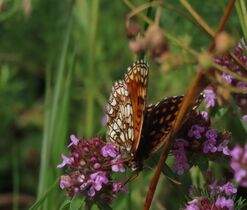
(180, 0), (215, 37)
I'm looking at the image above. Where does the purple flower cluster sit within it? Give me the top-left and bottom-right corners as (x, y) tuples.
(172, 139), (190, 175)
(185, 180), (237, 210)
(230, 144), (247, 187)
(57, 135), (127, 203)
(203, 39), (247, 118)
(172, 111), (231, 175)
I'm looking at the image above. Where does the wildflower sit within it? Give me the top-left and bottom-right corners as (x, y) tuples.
(217, 140), (230, 155)
(222, 73), (232, 84)
(172, 139), (190, 175)
(215, 196), (234, 210)
(205, 129), (218, 140)
(203, 87), (216, 108)
(184, 180), (237, 210)
(230, 144), (247, 187)
(203, 138), (217, 153)
(57, 154), (74, 168)
(219, 182), (237, 196)
(188, 125), (205, 139)
(101, 144), (118, 158)
(172, 111), (231, 175)
(57, 135), (127, 203)
(112, 181), (127, 193)
(68, 134), (79, 147)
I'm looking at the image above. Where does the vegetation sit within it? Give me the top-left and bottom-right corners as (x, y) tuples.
(0, 0), (246, 209)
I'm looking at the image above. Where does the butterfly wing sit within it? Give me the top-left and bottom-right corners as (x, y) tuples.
(106, 60), (149, 157)
(124, 60), (149, 153)
(135, 95), (202, 161)
(107, 80), (134, 152)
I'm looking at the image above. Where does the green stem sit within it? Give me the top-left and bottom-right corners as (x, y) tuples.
(212, 62), (247, 83)
(37, 3), (73, 207)
(85, 0), (99, 137)
(236, 0), (247, 40)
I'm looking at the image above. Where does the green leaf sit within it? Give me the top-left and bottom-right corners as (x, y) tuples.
(28, 179), (59, 210)
(97, 202), (113, 210)
(59, 200), (71, 210)
(69, 196), (85, 210)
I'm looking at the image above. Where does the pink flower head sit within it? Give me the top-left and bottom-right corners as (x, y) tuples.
(57, 135), (127, 202)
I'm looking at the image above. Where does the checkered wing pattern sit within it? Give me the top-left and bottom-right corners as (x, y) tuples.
(135, 94), (203, 160)
(106, 60), (149, 156)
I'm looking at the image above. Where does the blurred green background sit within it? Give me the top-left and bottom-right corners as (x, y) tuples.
(0, 0), (243, 209)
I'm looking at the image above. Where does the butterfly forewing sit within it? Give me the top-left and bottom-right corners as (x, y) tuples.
(106, 60), (149, 157)
(124, 61), (149, 153)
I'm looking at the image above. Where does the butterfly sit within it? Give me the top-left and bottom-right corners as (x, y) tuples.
(106, 60), (201, 171)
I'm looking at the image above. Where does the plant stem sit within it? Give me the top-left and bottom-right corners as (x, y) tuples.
(85, 0), (99, 137)
(180, 0), (215, 37)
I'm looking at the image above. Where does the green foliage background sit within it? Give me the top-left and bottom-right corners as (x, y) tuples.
(0, 0), (245, 209)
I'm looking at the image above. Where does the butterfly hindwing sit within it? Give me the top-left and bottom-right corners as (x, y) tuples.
(135, 94), (203, 161)
(136, 96), (184, 160)
(107, 80), (134, 152)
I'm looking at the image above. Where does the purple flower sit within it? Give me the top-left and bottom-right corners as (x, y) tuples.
(203, 139), (217, 153)
(58, 135), (127, 202)
(222, 73), (232, 84)
(205, 129), (218, 140)
(188, 125), (205, 139)
(60, 175), (71, 189)
(86, 171), (110, 197)
(111, 156), (125, 173)
(217, 140), (230, 155)
(200, 111), (208, 120)
(220, 182), (237, 196)
(57, 154), (74, 168)
(203, 87), (216, 108)
(215, 196), (234, 210)
(230, 144), (247, 187)
(236, 81), (247, 89)
(68, 134), (79, 147)
(186, 203), (200, 210)
(172, 147), (190, 175)
(101, 144), (118, 158)
(113, 182), (127, 193)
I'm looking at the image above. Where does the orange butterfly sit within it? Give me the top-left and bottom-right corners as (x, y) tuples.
(106, 60), (201, 171)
